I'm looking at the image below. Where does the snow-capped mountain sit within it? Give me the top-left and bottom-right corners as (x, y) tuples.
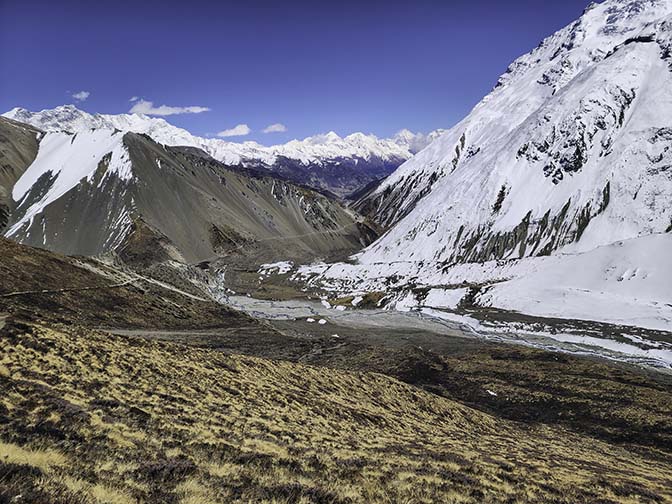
(0, 116), (376, 262)
(391, 128), (447, 153)
(3, 106), (443, 197)
(358, 0), (672, 262)
(305, 0), (672, 333)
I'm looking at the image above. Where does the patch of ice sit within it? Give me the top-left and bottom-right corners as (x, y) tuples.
(395, 292), (419, 312)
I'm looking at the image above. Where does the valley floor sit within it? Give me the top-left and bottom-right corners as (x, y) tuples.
(221, 294), (672, 371)
(227, 234), (672, 372)
(294, 234), (672, 329)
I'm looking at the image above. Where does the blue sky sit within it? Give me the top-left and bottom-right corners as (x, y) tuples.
(0, 0), (595, 144)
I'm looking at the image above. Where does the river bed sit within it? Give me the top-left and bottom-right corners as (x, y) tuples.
(225, 295), (672, 372)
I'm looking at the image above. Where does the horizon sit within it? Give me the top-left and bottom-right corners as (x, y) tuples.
(3, 103), (434, 144)
(1, 0), (597, 146)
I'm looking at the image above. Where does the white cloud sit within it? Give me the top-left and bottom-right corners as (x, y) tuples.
(129, 99), (210, 116)
(263, 123), (287, 133)
(72, 91), (90, 102)
(217, 124), (251, 137)
(129, 96), (139, 102)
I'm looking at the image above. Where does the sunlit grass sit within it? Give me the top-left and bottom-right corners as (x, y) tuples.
(0, 321), (670, 503)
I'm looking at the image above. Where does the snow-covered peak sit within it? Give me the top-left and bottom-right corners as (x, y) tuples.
(273, 131), (407, 165)
(392, 128), (447, 153)
(7, 104), (92, 131)
(392, 129), (422, 145)
(356, 0), (672, 266)
(2, 105), (444, 169)
(370, 0), (672, 214)
(3, 105), (202, 148)
(496, 0), (672, 90)
(304, 0), (672, 336)
(319, 131), (343, 143)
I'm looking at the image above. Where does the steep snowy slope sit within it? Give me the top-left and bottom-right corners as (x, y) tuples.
(478, 234), (672, 331)
(2, 119), (376, 262)
(358, 0), (672, 264)
(299, 0), (672, 334)
(3, 106), (443, 197)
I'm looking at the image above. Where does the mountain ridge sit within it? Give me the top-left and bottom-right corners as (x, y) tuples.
(299, 0), (672, 335)
(3, 105), (446, 197)
(0, 117), (376, 263)
(355, 0), (672, 262)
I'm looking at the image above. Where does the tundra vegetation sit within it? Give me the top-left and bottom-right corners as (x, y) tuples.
(1, 238), (671, 503)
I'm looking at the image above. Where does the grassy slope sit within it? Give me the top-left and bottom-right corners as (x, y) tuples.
(290, 333), (672, 451)
(1, 238), (672, 503)
(1, 321), (672, 504)
(117, 318), (672, 453)
(0, 237), (277, 336)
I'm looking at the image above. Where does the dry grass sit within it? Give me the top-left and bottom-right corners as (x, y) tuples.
(0, 441), (66, 471)
(1, 319), (671, 503)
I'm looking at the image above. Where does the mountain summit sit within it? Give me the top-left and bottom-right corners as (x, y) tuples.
(0, 115), (377, 263)
(356, 0), (672, 261)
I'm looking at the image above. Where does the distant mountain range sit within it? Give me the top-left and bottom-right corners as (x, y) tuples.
(3, 106), (445, 197)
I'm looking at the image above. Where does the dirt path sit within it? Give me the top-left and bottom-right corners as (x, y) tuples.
(0, 271), (209, 303)
(0, 280), (135, 298)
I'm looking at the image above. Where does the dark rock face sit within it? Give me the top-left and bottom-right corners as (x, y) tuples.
(517, 86), (636, 185)
(0, 118), (40, 233)
(352, 133), (467, 230)
(448, 182), (612, 264)
(352, 164), (442, 230)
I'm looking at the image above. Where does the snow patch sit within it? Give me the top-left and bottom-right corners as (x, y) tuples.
(478, 234), (672, 332)
(7, 129), (131, 237)
(258, 260), (294, 276)
(423, 288), (468, 310)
